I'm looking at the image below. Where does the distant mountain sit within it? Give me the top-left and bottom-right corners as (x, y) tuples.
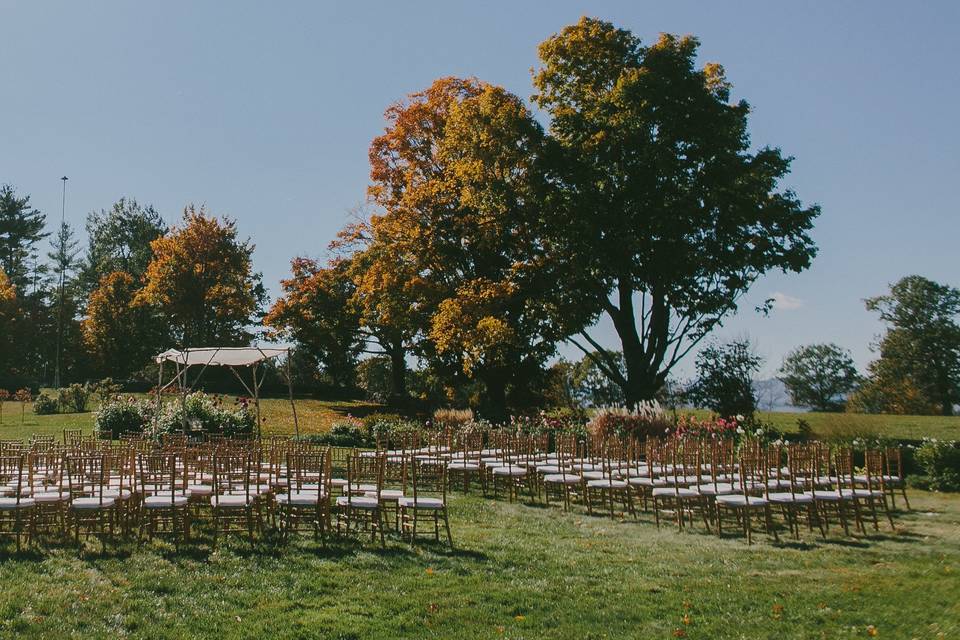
(753, 378), (801, 413)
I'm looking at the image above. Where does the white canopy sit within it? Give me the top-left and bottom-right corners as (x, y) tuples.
(155, 346), (288, 368)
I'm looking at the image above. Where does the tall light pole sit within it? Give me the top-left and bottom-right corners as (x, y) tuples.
(53, 176), (68, 389)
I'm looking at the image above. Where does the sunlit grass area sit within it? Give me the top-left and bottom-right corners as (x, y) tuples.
(686, 409), (960, 441)
(0, 490), (955, 638)
(0, 396), (383, 441)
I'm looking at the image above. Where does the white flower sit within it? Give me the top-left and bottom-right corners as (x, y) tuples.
(736, 426), (745, 435)
(735, 414), (745, 422)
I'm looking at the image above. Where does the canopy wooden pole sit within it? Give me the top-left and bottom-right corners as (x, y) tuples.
(179, 362), (189, 436)
(286, 350), (299, 438)
(155, 360), (164, 439)
(253, 363), (262, 439)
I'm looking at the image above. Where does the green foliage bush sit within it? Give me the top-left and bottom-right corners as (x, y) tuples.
(33, 394), (58, 415)
(94, 396), (154, 438)
(914, 439), (960, 491)
(156, 393), (255, 437)
(63, 383), (92, 413)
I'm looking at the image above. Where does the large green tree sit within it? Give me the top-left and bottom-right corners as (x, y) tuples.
(688, 338), (763, 419)
(264, 257), (364, 390)
(0, 185), (48, 293)
(779, 343), (860, 412)
(857, 275), (960, 415)
(80, 197), (165, 295)
(532, 19), (819, 406)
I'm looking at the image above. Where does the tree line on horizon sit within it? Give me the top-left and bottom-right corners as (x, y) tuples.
(1, 18), (957, 418)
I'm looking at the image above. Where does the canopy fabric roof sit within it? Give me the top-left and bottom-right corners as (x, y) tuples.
(155, 347), (287, 367)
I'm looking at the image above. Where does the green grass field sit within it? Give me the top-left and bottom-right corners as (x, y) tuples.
(0, 490), (956, 638)
(1, 397), (958, 637)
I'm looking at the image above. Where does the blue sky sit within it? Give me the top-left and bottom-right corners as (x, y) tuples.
(2, 1), (958, 379)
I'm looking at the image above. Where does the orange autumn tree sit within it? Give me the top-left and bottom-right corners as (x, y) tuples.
(137, 206), (264, 347)
(264, 257), (363, 389)
(83, 271), (166, 378)
(0, 268), (16, 380)
(366, 78), (562, 417)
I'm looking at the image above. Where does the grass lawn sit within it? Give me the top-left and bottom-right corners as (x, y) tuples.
(0, 396), (382, 441)
(687, 408), (960, 441)
(0, 489), (956, 638)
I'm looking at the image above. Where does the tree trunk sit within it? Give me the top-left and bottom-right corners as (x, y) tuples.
(608, 282), (668, 408)
(388, 346), (407, 401)
(482, 372), (509, 423)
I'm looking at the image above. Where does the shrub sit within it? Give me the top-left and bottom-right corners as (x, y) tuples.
(62, 383), (92, 413)
(33, 394), (58, 415)
(360, 412), (404, 434)
(671, 414), (740, 440)
(914, 439), (960, 492)
(156, 393), (255, 437)
(433, 407), (474, 429)
(586, 402), (672, 440)
(328, 417), (367, 447)
(91, 378), (123, 406)
(94, 396), (154, 438)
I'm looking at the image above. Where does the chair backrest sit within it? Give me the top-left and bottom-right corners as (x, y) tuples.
(138, 453), (183, 502)
(212, 453), (252, 500)
(345, 454), (383, 504)
(410, 456), (447, 506)
(66, 454), (109, 504)
(0, 455), (26, 503)
(286, 450), (328, 499)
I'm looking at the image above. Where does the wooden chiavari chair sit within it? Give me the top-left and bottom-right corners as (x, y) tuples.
(277, 450), (330, 542)
(336, 453), (385, 545)
(66, 454), (117, 544)
(137, 452), (191, 542)
(714, 445), (778, 544)
(447, 431), (484, 494)
(652, 440), (711, 531)
(767, 444), (820, 539)
(856, 449), (896, 531)
(399, 456), (452, 547)
(26, 449), (68, 537)
(585, 439), (636, 519)
(210, 452), (258, 545)
(490, 436), (531, 502)
(0, 454), (35, 549)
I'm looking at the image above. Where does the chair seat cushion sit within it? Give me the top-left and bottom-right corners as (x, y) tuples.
(32, 491), (66, 503)
(187, 484), (213, 495)
(692, 483), (736, 496)
(0, 497), (35, 509)
(372, 489), (404, 500)
(398, 496), (444, 509)
(581, 471), (606, 481)
(535, 465), (562, 474)
(587, 479), (628, 489)
(543, 474), (581, 484)
(448, 462), (480, 471)
(808, 490), (851, 501)
(652, 487), (700, 498)
(628, 477), (670, 487)
(768, 492), (814, 503)
(70, 497), (116, 509)
(144, 495), (190, 508)
(851, 489), (884, 498)
(347, 483), (378, 493)
(716, 494), (768, 506)
(211, 494), (252, 507)
(491, 466), (527, 476)
(336, 496), (379, 509)
(277, 491), (325, 506)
